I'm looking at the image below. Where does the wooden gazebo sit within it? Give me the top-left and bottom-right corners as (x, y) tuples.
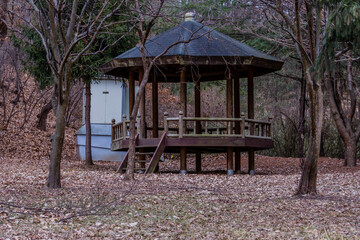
(100, 13), (283, 175)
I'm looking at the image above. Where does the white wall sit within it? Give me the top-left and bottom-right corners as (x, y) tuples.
(84, 80), (125, 124)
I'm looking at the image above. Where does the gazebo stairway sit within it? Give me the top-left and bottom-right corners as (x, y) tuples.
(116, 132), (167, 174)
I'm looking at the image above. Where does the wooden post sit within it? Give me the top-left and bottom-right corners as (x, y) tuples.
(152, 71), (159, 138)
(138, 69), (146, 169)
(129, 70), (135, 117)
(139, 68), (146, 139)
(180, 68), (187, 117)
(180, 68), (187, 175)
(152, 71), (159, 172)
(180, 147), (187, 175)
(241, 112), (245, 138)
(249, 149), (255, 175)
(194, 80), (201, 173)
(248, 67), (255, 175)
(248, 68), (254, 126)
(122, 114), (127, 139)
(268, 116), (273, 138)
(234, 72), (241, 173)
(227, 147), (234, 175)
(226, 72), (233, 175)
(111, 119), (115, 141)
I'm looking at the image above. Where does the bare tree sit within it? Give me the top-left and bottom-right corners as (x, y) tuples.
(326, 53), (360, 167)
(124, 0), (166, 180)
(257, 0), (325, 194)
(8, 0), (132, 188)
(84, 81), (93, 165)
(124, 0), (209, 180)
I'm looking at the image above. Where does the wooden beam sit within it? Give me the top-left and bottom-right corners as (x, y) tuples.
(180, 147), (187, 174)
(195, 80), (201, 173)
(226, 75), (233, 121)
(180, 68), (187, 116)
(248, 67), (254, 120)
(113, 137), (274, 151)
(138, 68), (146, 169)
(152, 71), (159, 172)
(180, 68), (187, 174)
(248, 67), (255, 175)
(129, 70), (135, 117)
(227, 147), (234, 174)
(234, 72), (241, 173)
(226, 73), (233, 175)
(152, 71), (158, 138)
(248, 149), (255, 174)
(139, 68), (146, 138)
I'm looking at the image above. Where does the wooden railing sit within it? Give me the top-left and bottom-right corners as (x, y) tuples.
(111, 115), (141, 141)
(112, 112), (273, 141)
(164, 111), (272, 139)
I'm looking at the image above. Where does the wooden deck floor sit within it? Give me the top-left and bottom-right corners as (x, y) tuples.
(111, 136), (273, 153)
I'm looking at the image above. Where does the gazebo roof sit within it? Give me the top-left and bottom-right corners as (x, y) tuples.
(100, 19), (283, 81)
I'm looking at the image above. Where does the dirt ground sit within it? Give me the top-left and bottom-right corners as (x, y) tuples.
(1, 153), (359, 239)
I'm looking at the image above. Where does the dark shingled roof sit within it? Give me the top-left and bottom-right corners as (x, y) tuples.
(100, 20), (283, 81)
(116, 21), (280, 61)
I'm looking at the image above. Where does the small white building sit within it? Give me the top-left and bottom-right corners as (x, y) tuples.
(76, 77), (133, 161)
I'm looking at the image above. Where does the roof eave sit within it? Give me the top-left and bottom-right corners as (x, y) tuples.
(99, 55), (283, 75)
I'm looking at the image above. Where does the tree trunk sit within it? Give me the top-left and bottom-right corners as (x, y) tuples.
(297, 71), (306, 158)
(124, 117), (136, 180)
(344, 137), (357, 167)
(124, 67), (151, 181)
(36, 101), (52, 131)
(48, 64), (71, 189)
(325, 74), (358, 167)
(48, 100), (67, 188)
(0, 0), (8, 47)
(297, 73), (323, 195)
(84, 81), (93, 165)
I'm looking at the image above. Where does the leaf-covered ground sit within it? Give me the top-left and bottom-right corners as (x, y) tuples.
(1, 154), (359, 239)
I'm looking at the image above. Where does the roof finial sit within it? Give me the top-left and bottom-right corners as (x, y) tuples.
(185, 12), (195, 21)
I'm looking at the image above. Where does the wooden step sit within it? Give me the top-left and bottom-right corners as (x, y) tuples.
(135, 152), (154, 155)
(135, 160), (150, 163)
(146, 132), (167, 173)
(134, 167), (146, 172)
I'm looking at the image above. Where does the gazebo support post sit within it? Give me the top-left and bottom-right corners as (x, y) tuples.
(139, 68), (145, 169)
(180, 68), (187, 174)
(234, 72), (241, 174)
(248, 68), (255, 175)
(152, 71), (159, 172)
(129, 70), (135, 118)
(195, 80), (201, 173)
(139, 68), (146, 138)
(226, 73), (234, 175)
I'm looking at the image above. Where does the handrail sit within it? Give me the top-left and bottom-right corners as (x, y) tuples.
(164, 111), (272, 139)
(112, 112), (273, 141)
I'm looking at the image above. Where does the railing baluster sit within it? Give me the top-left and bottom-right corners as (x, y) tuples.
(164, 112), (169, 133)
(217, 121), (220, 135)
(193, 121), (196, 135)
(179, 111), (183, 138)
(205, 121), (208, 134)
(268, 116), (273, 138)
